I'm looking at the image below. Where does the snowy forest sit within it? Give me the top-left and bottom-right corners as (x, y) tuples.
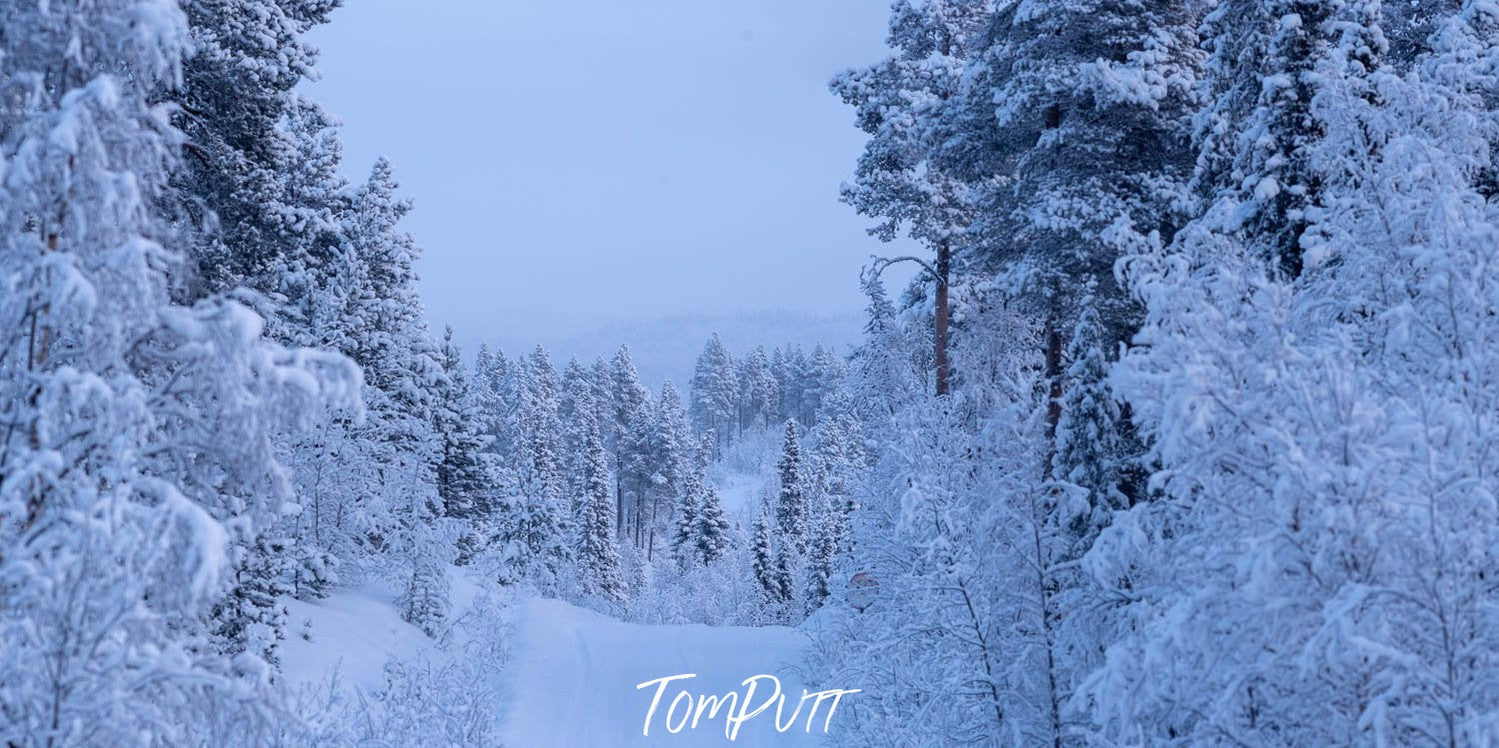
(4, 0), (1499, 745)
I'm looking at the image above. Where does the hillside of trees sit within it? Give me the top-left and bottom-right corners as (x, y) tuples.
(5, 0), (1499, 744)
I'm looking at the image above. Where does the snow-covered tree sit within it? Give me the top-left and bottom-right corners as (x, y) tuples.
(1083, 5), (1499, 742)
(831, 0), (995, 395)
(643, 381), (691, 555)
(495, 347), (571, 590)
(559, 357), (598, 497)
(751, 513), (789, 610)
(0, 1), (356, 738)
(951, 0), (1200, 346)
(773, 420), (809, 554)
(694, 481), (732, 567)
(168, 0), (341, 303)
(399, 549), (451, 638)
(435, 327), (492, 523)
(671, 476), (700, 569)
(690, 334), (738, 447)
(607, 345), (654, 543)
(1051, 298), (1139, 527)
(736, 345), (780, 431)
(576, 420), (627, 605)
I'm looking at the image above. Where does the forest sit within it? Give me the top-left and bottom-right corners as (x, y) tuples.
(3, 0), (1498, 745)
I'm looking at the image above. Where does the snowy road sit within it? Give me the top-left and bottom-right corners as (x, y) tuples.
(499, 599), (837, 747)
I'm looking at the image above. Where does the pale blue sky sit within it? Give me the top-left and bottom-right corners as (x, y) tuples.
(303, 0), (918, 347)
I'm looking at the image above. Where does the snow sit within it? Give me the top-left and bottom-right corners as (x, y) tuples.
(280, 575), (842, 746)
(714, 470), (764, 514)
(281, 582), (437, 693)
(280, 570), (490, 691)
(501, 597), (830, 747)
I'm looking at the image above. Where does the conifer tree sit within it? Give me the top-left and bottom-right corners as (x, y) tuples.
(690, 334), (738, 448)
(752, 513), (786, 607)
(646, 381), (691, 555)
(774, 421), (809, 554)
(498, 347), (571, 590)
(694, 480), (732, 566)
(737, 345), (780, 431)
(435, 327), (493, 524)
(671, 477), (700, 568)
(399, 550), (451, 637)
(1051, 300), (1138, 530)
(607, 345), (654, 542)
(169, 0), (341, 302)
(831, 0), (993, 395)
(559, 357), (599, 498)
(212, 534), (293, 666)
(577, 420), (627, 605)
(473, 343), (518, 466)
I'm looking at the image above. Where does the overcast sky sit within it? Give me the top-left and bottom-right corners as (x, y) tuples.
(302, 0), (918, 348)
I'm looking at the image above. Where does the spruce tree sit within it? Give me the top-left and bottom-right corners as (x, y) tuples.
(647, 381), (691, 555)
(694, 480), (732, 566)
(559, 357), (599, 499)
(607, 345), (654, 543)
(774, 421), (809, 554)
(500, 347), (571, 590)
(212, 534), (293, 666)
(435, 327), (493, 524)
(671, 477), (700, 568)
(737, 345), (780, 431)
(690, 334), (738, 449)
(1051, 299), (1138, 531)
(751, 513), (785, 607)
(577, 420), (627, 605)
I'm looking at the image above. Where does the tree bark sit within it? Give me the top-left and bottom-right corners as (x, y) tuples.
(935, 239), (952, 396)
(1043, 315), (1063, 478)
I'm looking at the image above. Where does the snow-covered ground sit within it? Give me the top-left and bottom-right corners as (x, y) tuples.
(502, 598), (829, 747)
(281, 573), (842, 746)
(714, 470), (765, 514)
(280, 583), (432, 691)
(280, 571), (492, 693)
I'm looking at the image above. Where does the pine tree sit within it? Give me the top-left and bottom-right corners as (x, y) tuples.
(499, 347), (571, 590)
(694, 480), (732, 566)
(690, 334), (738, 449)
(671, 476), (700, 568)
(951, 0), (1199, 345)
(607, 345), (654, 543)
(774, 421), (809, 554)
(737, 345), (780, 431)
(751, 513), (786, 607)
(435, 327), (493, 523)
(576, 420), (627, 605)
(646, 380), (691, 556)
(831, 0), (993, 395)
(169, 0), (341, 302)
(559, 357), (599, 498)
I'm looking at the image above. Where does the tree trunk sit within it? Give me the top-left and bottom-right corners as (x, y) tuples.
(935, 240), (952, 396)
(1043, 315), (1063, 477)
